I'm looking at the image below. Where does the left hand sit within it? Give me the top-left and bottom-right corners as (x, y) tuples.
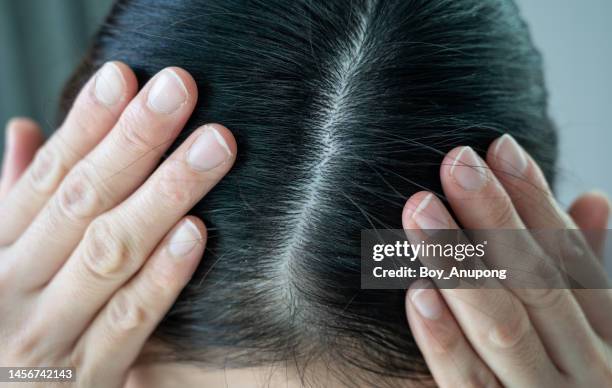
(402, 134), (611, 387)
(0, 118), (44, 199)
(0, 63), (236, 387)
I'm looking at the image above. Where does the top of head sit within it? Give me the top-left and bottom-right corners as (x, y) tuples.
(59, 0), (556, 385)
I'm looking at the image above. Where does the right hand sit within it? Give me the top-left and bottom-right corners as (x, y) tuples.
(0, 61), (236, 387)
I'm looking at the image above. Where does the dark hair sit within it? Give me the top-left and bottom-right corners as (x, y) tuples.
(59, 0), (556, 385)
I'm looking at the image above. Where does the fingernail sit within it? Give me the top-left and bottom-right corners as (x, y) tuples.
(147, 69), (187, 114)
(168, 219), (200, 258)
(187, 125), (232, 171)
(412, 193), (449, 232)
(409, 281), (443, 320)
(450, 146), (489, 191)
(94, 62), (125, 106)
(494, 134), (528, 176)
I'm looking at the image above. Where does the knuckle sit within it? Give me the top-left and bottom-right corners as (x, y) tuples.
(69, 346), (95, 387)
(532, 256), (565, 288)
(10, 323), (47, 362)
(107, 291), (148, 334)
(68, 347), (85, 371)
(488, 308), (530, 350)
(576, 339), (610, 370)
(57, 165), (106, 220)
(115, 110), (158, 153)
(81, 217), (134, 279)
(518, 288), (566, 311)
(464, 368), (500, 388)
(479, 290), (515, 322)
(41, 202), (66, 237)
(69, 95), (112, 135)
(146, 262), (184, 293)
(484, 196), (516, 227)
(62, 106), (94, 138)
(28, 143), (66, 195)
(429, 322), (461, 355)
(156, 161), (197, 207)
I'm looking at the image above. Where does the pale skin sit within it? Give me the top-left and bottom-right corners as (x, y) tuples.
(0, 62), (237, 387)
(0, 62), (610, 387)
(403, 139), (612, 387)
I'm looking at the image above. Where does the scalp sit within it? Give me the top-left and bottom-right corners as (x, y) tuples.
(59, 0), (556, 384)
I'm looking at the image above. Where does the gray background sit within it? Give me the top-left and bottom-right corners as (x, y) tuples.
(517, 0), (612, 209)
(0, 0), (113, 133)
(0, 0), (610, 208)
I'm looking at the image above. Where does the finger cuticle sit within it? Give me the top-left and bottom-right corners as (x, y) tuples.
(409, 281), (443, 320)
(167, 219), (201, 259)
(147, 69), (188, 114)
(412, 193), (449, 233)
(494, 134), (528, 176)
(186, 125), (233, 172)
(94, 62), (125, 107)
(450, 146), (489, 191)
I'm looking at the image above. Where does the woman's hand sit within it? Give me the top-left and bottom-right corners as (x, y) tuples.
(0, 118), (44, 198)
(403, 135), (611, 387)
(0, 62), (236, 387)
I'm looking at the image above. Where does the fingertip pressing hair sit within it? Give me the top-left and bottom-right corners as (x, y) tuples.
(59, 0), (556, 386)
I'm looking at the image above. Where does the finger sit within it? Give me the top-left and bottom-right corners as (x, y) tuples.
(0, 62), (138, 245)
(70, 217), (205, 387)
(39, 124), (235, 345)
(406, 281), (501, 388)
(439, 145), (551, 286)
(487, 135), (612, 342)
(0, 118), (44, 199)
(403, 192), (561, 386)
(441, 145), (528, 229)
(568, 191), (610, 258)
(569, 192), (612, 341)
(486, 135), (606, 284)
(486, 134), (574, 229)
(6, 67), (196, 288)
(440, 148), (605, 373)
